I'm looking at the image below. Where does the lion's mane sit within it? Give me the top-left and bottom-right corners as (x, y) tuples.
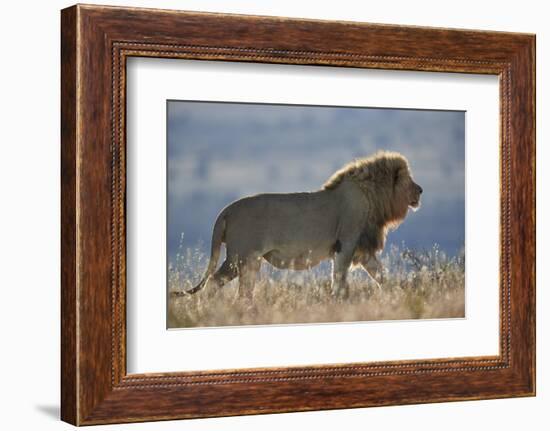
(323, 151), (413, 259)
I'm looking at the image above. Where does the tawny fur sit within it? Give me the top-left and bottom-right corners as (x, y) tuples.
(182, 151), (422, 300)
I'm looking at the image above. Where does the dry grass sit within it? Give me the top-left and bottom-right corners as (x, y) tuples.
(167, 242), (465, 329)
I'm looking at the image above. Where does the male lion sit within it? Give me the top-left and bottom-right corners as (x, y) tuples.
(183, 151), (422, 300)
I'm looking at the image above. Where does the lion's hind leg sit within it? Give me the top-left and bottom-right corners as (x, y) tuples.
(235, 257), (261, 305)
(210, 260), (238, 289)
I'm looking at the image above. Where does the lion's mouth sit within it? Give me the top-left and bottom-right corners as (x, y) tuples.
(409, 199), (420, 209)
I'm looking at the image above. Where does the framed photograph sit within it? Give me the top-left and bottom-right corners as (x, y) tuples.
(61, 4), (535, 425)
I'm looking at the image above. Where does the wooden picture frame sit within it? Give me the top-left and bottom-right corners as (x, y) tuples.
(61, 4), (535, 425)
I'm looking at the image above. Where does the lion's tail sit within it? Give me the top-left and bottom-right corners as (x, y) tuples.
(185, 210), (226, 295)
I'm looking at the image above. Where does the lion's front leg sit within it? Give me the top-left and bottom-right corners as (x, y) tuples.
(331, 245), (354, 300)
(362, 254), (385, 289)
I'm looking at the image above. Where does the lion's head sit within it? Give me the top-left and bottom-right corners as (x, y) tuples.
(391, 153), (423, 213)
(324, 150), (422, 233)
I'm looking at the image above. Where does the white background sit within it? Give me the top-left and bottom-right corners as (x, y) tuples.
(127, 59), (499, 373)
(0, 0), (546, 430)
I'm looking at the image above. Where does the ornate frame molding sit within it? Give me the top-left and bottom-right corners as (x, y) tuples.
(61, 5), (535, 425)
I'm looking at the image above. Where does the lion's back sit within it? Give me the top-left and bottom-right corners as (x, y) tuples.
(226, 191), (330, 219)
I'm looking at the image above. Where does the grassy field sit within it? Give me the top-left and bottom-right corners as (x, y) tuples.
(167, 243), (465, 329)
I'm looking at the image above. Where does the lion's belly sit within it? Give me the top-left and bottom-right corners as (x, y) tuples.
(263, 248), (326, 270)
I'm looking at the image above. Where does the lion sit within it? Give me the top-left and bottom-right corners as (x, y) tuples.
(181, 151), (422, 300)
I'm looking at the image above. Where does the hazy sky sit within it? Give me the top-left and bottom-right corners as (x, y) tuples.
(167, 101), (465, 262)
